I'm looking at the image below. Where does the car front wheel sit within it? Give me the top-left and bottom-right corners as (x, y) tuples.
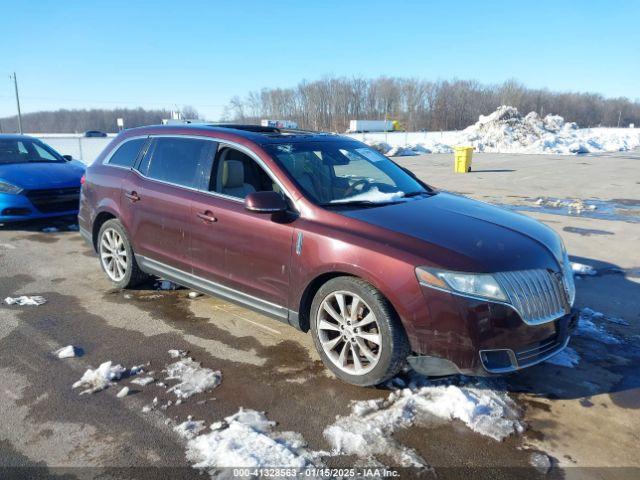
(310, 277), (410, 386)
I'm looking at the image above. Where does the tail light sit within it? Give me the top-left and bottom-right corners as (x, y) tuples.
(80, 175), (86, 185)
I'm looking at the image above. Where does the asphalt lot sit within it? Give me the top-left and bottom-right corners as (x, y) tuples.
(1, 150), (639, 479)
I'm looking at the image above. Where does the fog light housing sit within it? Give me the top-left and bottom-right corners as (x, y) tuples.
(480, 349), (515, 371)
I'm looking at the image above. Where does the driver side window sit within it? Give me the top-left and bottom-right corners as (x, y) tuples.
(210, 146), (277, 199)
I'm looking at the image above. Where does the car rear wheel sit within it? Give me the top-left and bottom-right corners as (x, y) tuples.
(97, 219), (148, 289)
(310, 277), (410, 386)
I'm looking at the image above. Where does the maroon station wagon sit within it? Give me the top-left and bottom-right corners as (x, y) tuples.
(79, 124), (578, 386)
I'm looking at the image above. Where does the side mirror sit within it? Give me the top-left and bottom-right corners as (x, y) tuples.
(244, 191), (288, 214)
(62, 154), (73, 161)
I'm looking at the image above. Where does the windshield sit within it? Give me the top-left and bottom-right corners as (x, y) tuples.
(264, 140), (429, 206)
(0, 138), (65, 165)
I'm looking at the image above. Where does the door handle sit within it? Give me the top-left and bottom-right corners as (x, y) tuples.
(125, 191), (140, 202)
(196, 211), (217, 223)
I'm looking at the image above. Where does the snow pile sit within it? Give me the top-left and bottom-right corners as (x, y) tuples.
(324, 381), (523, 467)
(72, 361), (127, 394)
(351, 106), (640, 156)
(55, 345), (78, 359)
(571, 262), (597, 276)
(175, 417), (207, 439)
(184, 408), (318, 469)
(4, 295), (46, 306)
(330, 187), (405, 204)
(165, 357), (221, 399)
(576, 308), (623, 344)
(545, 346), (580, 368)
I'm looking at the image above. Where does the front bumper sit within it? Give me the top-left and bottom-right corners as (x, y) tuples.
(407, 283), (579, 376)
(0, 191), (79, 223)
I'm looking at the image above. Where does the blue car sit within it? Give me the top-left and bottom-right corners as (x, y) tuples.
(0, 134), (85, 223)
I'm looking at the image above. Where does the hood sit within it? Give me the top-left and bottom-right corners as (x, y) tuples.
(0, 161), (85, 190)
(340, 192), (563, 272)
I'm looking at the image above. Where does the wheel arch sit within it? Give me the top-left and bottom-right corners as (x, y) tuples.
(91, 210), (118, 252)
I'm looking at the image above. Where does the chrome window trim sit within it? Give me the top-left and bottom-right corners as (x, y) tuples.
(117, 134), (299, 212)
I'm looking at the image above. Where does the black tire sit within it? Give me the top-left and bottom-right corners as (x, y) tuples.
(97, 219), (149, 289)
(310, 276), (410, 386)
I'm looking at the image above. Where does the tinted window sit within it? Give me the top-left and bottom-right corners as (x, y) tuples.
(142, 137), (216, 189)
(0, 138), (64, 165)
(108, 138), (146, 167)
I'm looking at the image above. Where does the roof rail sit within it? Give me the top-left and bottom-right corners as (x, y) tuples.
(207, 123), (329, 136)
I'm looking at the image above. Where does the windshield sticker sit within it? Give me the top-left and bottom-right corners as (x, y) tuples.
(356, 148), (383, 162)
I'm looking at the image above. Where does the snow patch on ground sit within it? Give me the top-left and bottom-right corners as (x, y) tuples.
(130, 376), (155, 386)
(352, 106), (640, 156)
(168, 349), (187, 358)
(184, 408), (319, 469)
(3, 295), (46, 306)
(576, 308), (623, 344)
(55, 345), (78, 359)
(72, 361), (127, 394)
(116, 386), (130, 398)
(0, 243), (16, 250)
(530, 452), (552, 474)
(545, 346), (580, 368)
(571, 262), (597, 276)
(165, 357), (221, 399)
(41, 227), (59, 233)
(174, 417), (207, 439)
(323, 381), (523, 467)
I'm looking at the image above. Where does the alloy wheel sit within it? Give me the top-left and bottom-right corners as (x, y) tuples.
(100, 228), (128, 282)
(316, 291), (382, 375)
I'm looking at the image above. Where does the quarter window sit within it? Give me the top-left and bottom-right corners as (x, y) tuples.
(108, 138), (146, 168)
(141, 137), (217, 189)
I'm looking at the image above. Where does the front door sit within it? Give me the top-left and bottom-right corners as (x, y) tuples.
(190, 144), (295, 316)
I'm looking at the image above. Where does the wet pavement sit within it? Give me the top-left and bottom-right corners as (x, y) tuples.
(1, 150), (639, 479)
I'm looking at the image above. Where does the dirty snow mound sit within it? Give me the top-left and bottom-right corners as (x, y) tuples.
(72, 361), (127, 394)
(175, 417), (206, 439)
(4, 295), (46, 306)
(324, 381), (523, 466)
(545, 346), (580, 367)
(571, 262), (597, 276)
(55, 345), (77, 359)
(576, 308), (623, 344)
(185, 408), (318, 469)
(165, 357), (221, 399)
(168, 349), (187, 358)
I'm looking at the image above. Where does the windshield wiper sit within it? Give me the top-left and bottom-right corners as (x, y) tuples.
(402, 190), (431, 198)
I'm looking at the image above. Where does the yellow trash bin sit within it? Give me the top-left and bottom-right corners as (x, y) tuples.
(453, 146), (473, 173)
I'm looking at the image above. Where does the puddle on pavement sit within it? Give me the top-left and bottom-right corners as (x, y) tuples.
(500, 196), (640, 223)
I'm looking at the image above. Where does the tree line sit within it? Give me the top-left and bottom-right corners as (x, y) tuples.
(222, 77), (640, 132)
(0, 106), (199, 134)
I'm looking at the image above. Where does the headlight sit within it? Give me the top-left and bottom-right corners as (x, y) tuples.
(0, 181), (22, 194)
(416, 267), (507, 302)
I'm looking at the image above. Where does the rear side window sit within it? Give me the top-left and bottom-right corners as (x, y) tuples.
(108, 138), (146, 167)
(139, 137), (217, 189)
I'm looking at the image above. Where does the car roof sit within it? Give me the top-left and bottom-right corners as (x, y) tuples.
(0, 134), (39, 141)
(122, 124), (355, 145)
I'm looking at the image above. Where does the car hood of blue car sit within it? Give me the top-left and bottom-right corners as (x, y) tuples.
(0, 160), (85, 190)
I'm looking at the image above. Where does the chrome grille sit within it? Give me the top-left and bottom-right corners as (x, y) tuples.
(495, 269), (570, 325)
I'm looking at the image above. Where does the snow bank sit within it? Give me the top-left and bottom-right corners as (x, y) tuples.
(165, 357), (221, 399)
(185, 408), (318, 469)
(4, 295), (46, 306)
(324, 381), (523, 467)
(72, 361), (127, 394)
(350, 106), (640, 156)
(545, 346), (580, 367)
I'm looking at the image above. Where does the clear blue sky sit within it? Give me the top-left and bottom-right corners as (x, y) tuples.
(1, 0), (638, 120)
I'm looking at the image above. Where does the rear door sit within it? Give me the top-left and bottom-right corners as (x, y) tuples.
(128, 136), (217, 273)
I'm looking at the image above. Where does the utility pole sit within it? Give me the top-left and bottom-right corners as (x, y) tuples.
(11, 72), (23, 134)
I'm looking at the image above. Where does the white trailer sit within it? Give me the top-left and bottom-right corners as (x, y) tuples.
(348, 120), (395, 133)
